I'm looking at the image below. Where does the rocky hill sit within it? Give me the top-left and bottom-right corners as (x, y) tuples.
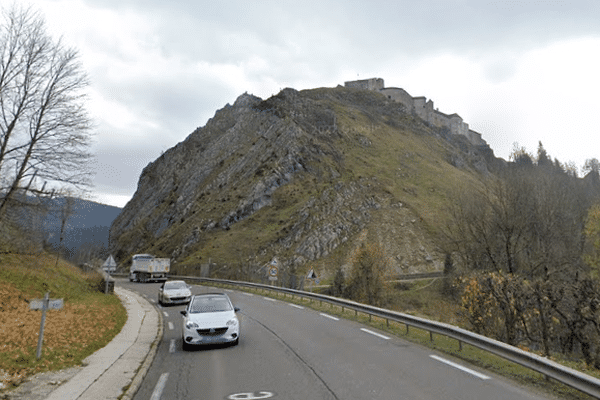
(109, 85), (500, 283)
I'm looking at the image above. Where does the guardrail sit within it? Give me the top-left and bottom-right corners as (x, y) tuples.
(163, 275), (600, 398)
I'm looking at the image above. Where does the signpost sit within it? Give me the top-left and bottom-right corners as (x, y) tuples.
(30, 292), (63, 359)
(266, 258), (278, 286)
(102, 255), (117, 273)
(268, 266), (278, 281)
(306, 268), (318, 291)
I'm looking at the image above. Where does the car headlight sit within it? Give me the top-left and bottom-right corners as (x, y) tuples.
(185, 321), (199, 329)
(226, 318), (238, 326)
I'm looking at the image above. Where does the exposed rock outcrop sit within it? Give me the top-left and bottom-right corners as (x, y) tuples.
(109, 85), (496, 280)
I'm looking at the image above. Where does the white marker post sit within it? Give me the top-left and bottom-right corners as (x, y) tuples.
(30, 292), (64, 359)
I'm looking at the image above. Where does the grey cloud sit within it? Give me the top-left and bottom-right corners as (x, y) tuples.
(80, 0), (600, 72)
(44, 0), (600, 206)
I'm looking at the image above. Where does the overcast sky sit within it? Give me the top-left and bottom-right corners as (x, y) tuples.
(22, 0), (600, 207)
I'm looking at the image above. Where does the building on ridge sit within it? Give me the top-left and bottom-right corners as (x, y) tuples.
(343, 78), (485, 146)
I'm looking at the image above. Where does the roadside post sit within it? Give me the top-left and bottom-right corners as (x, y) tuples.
(102, 255), (117, 294)
(30, 292), (63, 359)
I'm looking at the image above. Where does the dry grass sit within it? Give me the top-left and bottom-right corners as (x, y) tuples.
(0, 253), (126, 390)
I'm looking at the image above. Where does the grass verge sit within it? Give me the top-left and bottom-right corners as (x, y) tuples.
(0, 253), (127, 391)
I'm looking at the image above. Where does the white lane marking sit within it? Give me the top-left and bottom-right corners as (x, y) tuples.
(228, 392), (274, 399)
(320, 313), (339, 321)
(169, 339), (176, 353)
(163, 311), (169, 317)
(290, 304), (304, 309)
(168, 322), (174, 330)
(243, 292), (254, 296)
(149, 298), (155, 303)
(360, 328), (390, 340)
(150, 372), (169, 400)
(430, 355), (490, 380)
(263, 297), (276, 302)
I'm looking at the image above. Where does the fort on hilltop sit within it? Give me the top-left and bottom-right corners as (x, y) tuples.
(344, 78), (485, 146)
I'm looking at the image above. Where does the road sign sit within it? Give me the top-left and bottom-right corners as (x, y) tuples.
(30, 298), (63, 310)
(102, 255), (117, 272)
(268, 265), (278, 281)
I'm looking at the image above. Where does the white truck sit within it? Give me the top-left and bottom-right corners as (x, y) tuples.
(129, 254), (170, 283)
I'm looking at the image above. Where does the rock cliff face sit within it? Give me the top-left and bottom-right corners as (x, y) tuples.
(109, 86), (498, 281)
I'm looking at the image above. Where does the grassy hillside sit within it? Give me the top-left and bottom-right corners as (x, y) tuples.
(0, 253), (126, 391)
(109, 86), (498, 286)
(162, 87), (490, 276)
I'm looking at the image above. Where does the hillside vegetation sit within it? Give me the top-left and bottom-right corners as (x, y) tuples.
(109, 86), (498, 281)
(0, 252), (126, 391)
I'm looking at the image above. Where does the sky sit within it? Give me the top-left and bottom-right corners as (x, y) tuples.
(16, 0), (600, 207)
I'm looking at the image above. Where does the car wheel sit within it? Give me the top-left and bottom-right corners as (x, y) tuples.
(182, 339), (191, 351)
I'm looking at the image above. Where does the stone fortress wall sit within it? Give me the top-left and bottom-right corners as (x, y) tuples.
(344, 78), (486, 146)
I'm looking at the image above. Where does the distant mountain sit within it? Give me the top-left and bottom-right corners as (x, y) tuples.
(42, 197), (121, 254)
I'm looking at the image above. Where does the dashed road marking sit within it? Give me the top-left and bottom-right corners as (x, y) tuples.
(360, 328), (390, 340)
(430, 355), (490, 380)
(320, 313), (339, 321)
(163, 311), (169, 317)
(243, 292), (254, 296)
(228, 392), (274, 399)
(150, 373), (169, 400)
(290, 304), (304, 309)
(169, 339), (176, 353)
(263, 297), (276, 302)
(168, 322), (174, 330)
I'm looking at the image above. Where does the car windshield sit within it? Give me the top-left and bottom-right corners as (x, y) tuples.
(190, 296), (232, 313)
(164, 281), (187, 290)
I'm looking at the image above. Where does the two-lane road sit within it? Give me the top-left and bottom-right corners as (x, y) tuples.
(119, 280), (555, 400)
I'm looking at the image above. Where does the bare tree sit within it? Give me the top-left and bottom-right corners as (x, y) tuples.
(445, 161), (589, 280)
(54, 195), (74, 267)
(0, 4), (93, 220)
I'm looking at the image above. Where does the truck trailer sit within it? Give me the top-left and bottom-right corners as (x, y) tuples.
(129, 254), (170, 282)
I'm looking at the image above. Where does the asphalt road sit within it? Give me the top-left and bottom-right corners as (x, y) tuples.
(119, 280), (555, 400)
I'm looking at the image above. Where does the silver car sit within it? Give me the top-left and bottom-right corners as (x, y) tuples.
(158, 280), (192, 306)
(181, 293), (240, 349)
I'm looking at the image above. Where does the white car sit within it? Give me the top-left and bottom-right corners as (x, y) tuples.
(181, 293), (240, 349)
(158, 280), (192, 306)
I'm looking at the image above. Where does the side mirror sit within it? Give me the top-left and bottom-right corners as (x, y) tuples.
(234, 307), (240, 313)
(180, 310), (187, 316)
